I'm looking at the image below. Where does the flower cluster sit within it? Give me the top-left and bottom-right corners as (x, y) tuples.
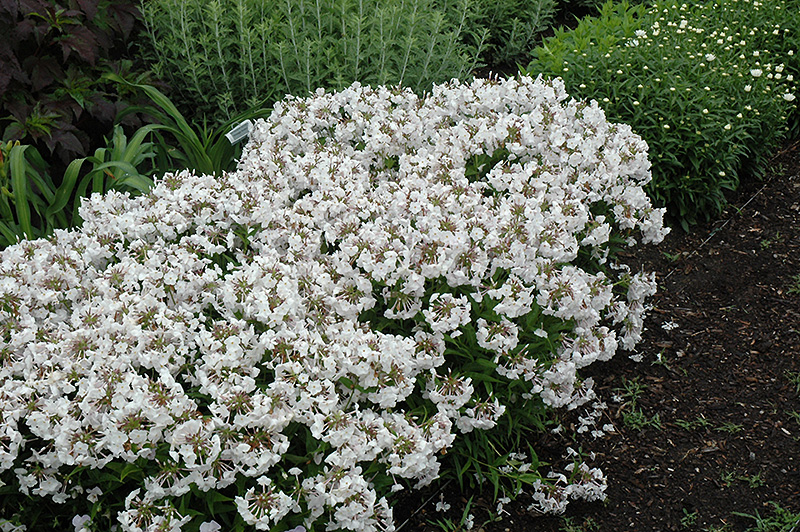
(0, 75), (665, 531)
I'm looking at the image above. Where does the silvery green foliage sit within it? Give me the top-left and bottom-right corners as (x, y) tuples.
(0, 75), (666, 531)
(139, 0), (487, 125)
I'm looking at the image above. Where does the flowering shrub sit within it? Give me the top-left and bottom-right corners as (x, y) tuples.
(526, 0), (800, 228)
(0, 75), (666, 531)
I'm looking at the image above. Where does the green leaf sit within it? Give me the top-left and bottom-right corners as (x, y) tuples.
(8, 145), (34, 240)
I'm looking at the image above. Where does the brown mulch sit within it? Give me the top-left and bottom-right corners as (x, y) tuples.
(393, 141), (800, 532)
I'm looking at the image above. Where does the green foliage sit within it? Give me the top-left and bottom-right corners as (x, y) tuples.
(0, 128), (156, 248)
(525, 0), (800, 229)
(680, 509), (699, 529)
(788, 274), (800, 295)
(613, 377), (661, 431)
(106, 73), (273, 176)
(734, 502), (800, 532)
(138, 0), (488, 127)
(466, 0), (558, 65)
(674, 415), (712, 431)
(785, 371), (800, 394)
(0, 0), (153, 168)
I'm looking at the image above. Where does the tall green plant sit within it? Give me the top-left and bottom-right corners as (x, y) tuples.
(106, 73), (273, 176)
(0, 127), (156, 248)
(138, 0), (488, 126)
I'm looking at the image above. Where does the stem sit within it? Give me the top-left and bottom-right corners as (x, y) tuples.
(285, 0), (303, 74)
(176, 0), (205, 97)
(355, 0), (363, 79)
(398, 0), (420, 87)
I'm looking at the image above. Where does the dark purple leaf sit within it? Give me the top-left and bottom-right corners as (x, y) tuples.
(0, 70), (10, 94)
(87, 95), (115, 124)
(3, 122), (25, 142)
(75, 0), (98, 20)
(0, 0), (19, 19)
(106, 1), (139, 39)
(46, 94), (84, 122)
(28, 55), (63, 92)
(49, 128), (86, 160)
(4, 99), (31, 122)
(0, 44), (28, 93)
(13, 18), (37, 41)
(59, 25), (97, 64)
(19, 0), (46, 14)
(89, 23), (112, 52)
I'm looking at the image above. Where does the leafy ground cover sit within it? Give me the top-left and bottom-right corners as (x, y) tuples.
(392, 138), (800, 531)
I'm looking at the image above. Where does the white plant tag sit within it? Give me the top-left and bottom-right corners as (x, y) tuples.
(225, 119), (253, 144)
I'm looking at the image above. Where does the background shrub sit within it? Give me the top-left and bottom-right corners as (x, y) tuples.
(0, 0), (153, 169)
(138, 0), (489, 127)
(465, 0), (558, 66)
(525, 0), (800, 228)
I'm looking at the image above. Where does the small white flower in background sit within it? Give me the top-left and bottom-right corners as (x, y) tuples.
(704, 53), (716, 61)
(750, 68), (763, 77)
(86, 487), (103, 503)
(199, 521), (222, 532)
(464, 513), (475, 530)
(724, 124), (732, 130)
(783, 93), (797, 102)
(72, 515), (91, 532)
(662, 321), (678, 331)
(496, 496), (511, 515)
(745, 84), (752, 92)
(435, 494), (451, 513)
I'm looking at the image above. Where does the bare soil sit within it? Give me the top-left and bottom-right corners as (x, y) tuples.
(394, 140), (800, 532)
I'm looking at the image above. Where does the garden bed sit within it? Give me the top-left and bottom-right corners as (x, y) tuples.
(394, 139), (800, 531)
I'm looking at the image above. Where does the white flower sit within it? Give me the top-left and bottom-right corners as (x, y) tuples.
(72, 515), (91, 532)
(783, 93), (796, 102)
(199, 521), (222, 532)
(435, 494), (451, 513)
(745, 84), (752, 92)
(704, 53), (715, 61)
(464, 513), (475, 530)
(750, 69), (763, 77)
